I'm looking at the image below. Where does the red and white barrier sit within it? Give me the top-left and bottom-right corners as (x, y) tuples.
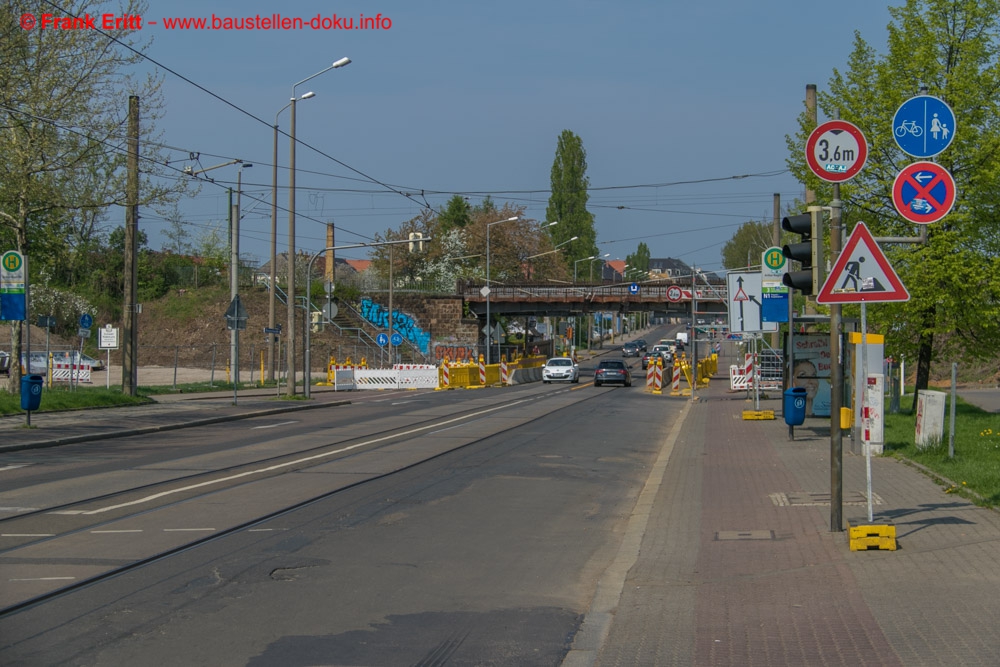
(500, 357), (509, 385)
(478, 356), (486, 385)
(51, 362), (91, 384)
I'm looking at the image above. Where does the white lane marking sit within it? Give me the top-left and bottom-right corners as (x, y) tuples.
(49, 510), (86, 515)
(0, 507), (40, 513)
(163, 528), (215, 532)
(0, 464), (29, 472)
(91, 530), (142, 534)
(251, 421), (298, 430)
(247, 528), (274, 532)
(2, 533), (55, 537)
(77, 398), (532, 516)
(11, 577), (76, 582)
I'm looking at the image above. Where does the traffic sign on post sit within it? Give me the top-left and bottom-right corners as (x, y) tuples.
(628, 282), (640, 295)
(79, 313), (93, 329)
(816, 222), (909, 304)
(376, 333), (389, 347)
(892, 95), (956, 158)
(805, 120), (868, 183)
(666, 285), (683, 303)
(390, 333), (403, 346)
(892, 161), (956, 224)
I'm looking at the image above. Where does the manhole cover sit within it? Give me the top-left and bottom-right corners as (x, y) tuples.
(770, 491), (883, 507)
(716, 530), (775, 541)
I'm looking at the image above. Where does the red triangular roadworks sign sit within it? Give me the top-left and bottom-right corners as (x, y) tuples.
(816, 222), (910, 304)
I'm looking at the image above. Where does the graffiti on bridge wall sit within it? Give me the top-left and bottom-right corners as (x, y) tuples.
(359, 298), (431, 354)
(433, 344), (477, 363)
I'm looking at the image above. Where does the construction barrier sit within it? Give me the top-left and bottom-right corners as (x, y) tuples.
(500, 357), (509, 385)
(478, 355), (487, 385)
(646, 364), (656, 391)
(440, 361), (451, 389)
(671, 364), (681, 396)
(352, 365), (439, 390)
(653, 359), (663, 395)
(333, 367), (356, 391)
(51, 362), (91, 384)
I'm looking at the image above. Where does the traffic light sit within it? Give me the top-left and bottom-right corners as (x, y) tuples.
(781, 210), (823, 295)
(408, 232), (424, 253)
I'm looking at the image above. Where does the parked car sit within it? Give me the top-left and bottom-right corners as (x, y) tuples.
(621, 341), (641, 357)
(594, 359), (632, 387)
(542, 357), (579, 383)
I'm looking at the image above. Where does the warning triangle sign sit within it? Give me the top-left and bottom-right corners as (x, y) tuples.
(817, 222), (909, 304)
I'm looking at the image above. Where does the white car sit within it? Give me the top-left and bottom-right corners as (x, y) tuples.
(542, 357), (579, 384)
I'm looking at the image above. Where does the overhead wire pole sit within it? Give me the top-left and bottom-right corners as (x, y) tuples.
(122, 95), (140, 397)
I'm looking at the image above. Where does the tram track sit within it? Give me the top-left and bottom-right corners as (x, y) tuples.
(0, 382), (606, 617)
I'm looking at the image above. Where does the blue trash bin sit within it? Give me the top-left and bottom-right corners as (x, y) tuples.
(783, 387), (807, 426)
(21, 374), (44, 411)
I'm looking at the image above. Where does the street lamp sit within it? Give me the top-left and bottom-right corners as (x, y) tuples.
(526, 235), (578, 260)
(183, 158), (251, 386)
(573, 253), (610, 283)
(269, 92), (315, 383)
(485, 218), (556, 364)
(286, 57), (351, 396)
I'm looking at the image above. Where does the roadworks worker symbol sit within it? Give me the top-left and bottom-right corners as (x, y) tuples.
(816, 222), (909, 304)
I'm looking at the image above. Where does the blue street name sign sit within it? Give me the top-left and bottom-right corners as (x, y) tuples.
(892, 95), (956, 158)
(263, 327), (282, 335)
(376, 333), (389, 347)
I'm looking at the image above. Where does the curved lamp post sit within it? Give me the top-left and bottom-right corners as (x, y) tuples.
(303, 237), (420, 398)
(286, 57), (351, 397)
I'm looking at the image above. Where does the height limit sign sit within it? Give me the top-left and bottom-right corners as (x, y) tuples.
(806, 120), (868, 183)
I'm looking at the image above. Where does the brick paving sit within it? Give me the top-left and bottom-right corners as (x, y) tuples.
(588, 377), (1000, 666)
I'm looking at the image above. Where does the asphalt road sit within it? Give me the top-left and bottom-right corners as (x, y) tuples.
(0, 364), (684, 666)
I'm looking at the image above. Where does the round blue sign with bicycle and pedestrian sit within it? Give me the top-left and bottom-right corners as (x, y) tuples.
(892, 95), (956, 158)
(390, 333), (403, 346)
(376, 333), (389, 347)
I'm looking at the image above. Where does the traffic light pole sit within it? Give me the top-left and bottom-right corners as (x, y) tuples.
(830, 192), (844, 533)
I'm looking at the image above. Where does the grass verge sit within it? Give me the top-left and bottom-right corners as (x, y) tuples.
(884, 393), (1000, 507)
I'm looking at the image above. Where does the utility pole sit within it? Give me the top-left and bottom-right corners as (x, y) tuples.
(122, 95), (140, 397)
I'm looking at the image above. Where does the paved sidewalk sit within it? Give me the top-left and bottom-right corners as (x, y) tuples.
(582, 375), (1000, 666)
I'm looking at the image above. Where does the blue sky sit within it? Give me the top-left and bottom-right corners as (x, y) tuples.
(137, 0), (896, 273)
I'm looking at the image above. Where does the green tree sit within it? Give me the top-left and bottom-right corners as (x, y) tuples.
(721, 221), (775, 270)
(786, 0), (1000, 396)
(546, 130), (597, 264)
(0, 0), (183, 392)
(626, 242), (651, 278)
(437, 195), (472, 234)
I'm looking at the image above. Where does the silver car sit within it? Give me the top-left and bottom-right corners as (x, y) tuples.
(542, 357), (579, 383)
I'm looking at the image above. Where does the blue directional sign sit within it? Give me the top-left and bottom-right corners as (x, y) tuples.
(892, 95), (956, 158)
(390, 332), (403, 346)
(376, 333), (389, 347)
(628, 282), (640, 295)
(79, 313), (93, 329)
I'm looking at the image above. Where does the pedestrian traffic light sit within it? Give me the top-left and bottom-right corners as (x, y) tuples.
(781, 210), (823, 295)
